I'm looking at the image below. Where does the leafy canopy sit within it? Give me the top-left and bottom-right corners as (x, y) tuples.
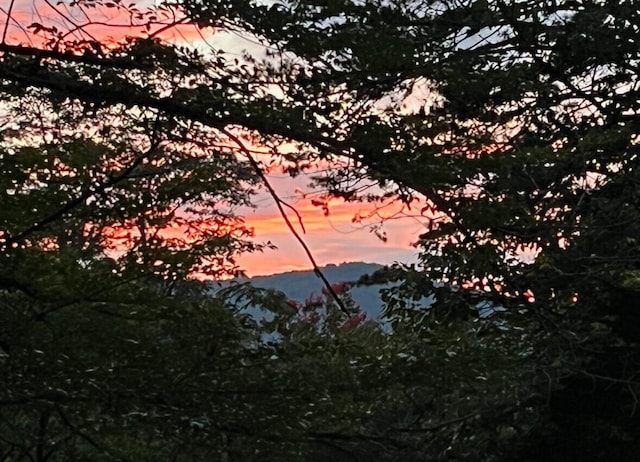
(2, 0), (640, 460)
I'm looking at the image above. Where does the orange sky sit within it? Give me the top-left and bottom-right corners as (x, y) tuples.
(238, 201), (424, 276)
(236, 172), (426, 276)
(4, 1), (176, 42)
(4, 1), (426, 276)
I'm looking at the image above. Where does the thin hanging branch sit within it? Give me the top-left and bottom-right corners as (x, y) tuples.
(222, 128), (351, 317)
(1, 0), (16, 44)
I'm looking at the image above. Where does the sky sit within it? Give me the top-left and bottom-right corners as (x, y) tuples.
(2, 0), (427, 276)
(235, 172), (426, 276)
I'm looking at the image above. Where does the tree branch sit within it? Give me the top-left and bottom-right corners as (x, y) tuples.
(222, 128), (351, 316)
(1, 0), (16, 44)
(3, 127), (162, 248)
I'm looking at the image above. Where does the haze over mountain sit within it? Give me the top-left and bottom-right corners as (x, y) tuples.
(218, 262), (391, 318)
(220, 261), (500, 320)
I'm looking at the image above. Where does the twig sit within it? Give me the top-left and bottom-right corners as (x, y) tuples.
(55, 405), (134, 462)
(222, 128), (350, 316)
(1, 0), (16, 44)
(3, 125), (162, 248)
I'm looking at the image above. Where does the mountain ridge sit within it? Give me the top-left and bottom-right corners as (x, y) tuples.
(217, 261), (389, 318)
(245, 261), (384, 281)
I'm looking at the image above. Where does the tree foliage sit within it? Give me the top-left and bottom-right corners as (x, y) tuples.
(2, 0), (640, 460)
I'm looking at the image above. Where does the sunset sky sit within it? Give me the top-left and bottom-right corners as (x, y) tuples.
(236, 172), (426, 276)
(3, 0), (428, 276)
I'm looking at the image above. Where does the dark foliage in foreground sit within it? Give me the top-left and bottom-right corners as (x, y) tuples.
(2, 0), (640, 459)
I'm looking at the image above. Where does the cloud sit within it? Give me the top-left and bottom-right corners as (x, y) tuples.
(6, 4), (426, 276)
(6, 1), (227, 51)
(238, 194), (424, 276)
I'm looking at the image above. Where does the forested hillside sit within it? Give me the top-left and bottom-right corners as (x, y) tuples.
(217, 262), (387, 317)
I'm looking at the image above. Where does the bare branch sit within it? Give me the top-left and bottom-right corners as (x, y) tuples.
(222, 128), (351, 317)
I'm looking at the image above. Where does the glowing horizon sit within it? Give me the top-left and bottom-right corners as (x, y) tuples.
(236, 183), (425, 277)
(3, 0), (427, 278)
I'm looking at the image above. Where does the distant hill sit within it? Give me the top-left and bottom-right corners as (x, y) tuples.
(211, 261), (500, 321)
(213, 262), (391, 318)
(212, 262), (505, 319)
